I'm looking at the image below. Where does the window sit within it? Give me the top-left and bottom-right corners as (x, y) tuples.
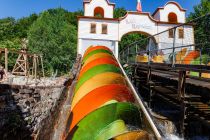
(90, 23), (96, 34)
(169, 29), (175, 38)
(94, 7), (104, 18)
(102, 24), (108, 34)
(168, 12), (178, 23)
(179, 28), (184, 39)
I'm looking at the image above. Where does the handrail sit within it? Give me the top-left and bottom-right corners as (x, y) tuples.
(120, 13), (210, 54)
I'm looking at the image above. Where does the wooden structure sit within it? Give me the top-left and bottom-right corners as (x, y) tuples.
(12, 48), (28, 76)
(131, 62), (210, 138)
(0, 39), (45, 81)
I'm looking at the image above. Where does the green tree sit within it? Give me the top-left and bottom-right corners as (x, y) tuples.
(15, 14), (38, 38)
(0, 17), (16, 40)
(65, 10), (83, 26)
(0, 14), (38, 70)
(119, 33), (147, 51)
(114, 7), (127, 18)
(28, 8), (77, 75)
(188, 0), (210, 53)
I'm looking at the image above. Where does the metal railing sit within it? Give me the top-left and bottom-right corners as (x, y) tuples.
(119, 13), (210, 69)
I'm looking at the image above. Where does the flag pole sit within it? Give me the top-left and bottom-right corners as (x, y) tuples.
(137, 0), (142, 12)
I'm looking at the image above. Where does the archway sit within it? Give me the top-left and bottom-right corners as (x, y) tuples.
(119, 31), (158, 63)
(119, 31), (158, 52)
(168, 12), (178, 23)
(94, 7), (104, 18)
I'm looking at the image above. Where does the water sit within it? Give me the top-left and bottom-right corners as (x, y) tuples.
(152, 112), (184, 140)
(164, 134), (184, 140)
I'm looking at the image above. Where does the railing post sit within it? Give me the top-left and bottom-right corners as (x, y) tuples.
(172, 27), (177, 67)
(199, 48), (202, 77)
(127, 47), (129, 64)
(4, 48), (8, 73)
(148, 39), (151, 66)
(119, 52), (121, 62)
(178, 70), (186, 138)
(135, 44), (138, 63)
(123, 50), (125, 63)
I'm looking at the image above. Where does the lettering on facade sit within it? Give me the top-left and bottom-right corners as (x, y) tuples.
(125, 18), (152, 30)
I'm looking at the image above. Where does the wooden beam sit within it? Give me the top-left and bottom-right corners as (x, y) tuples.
(4, 48), (8, 73)
(178, 71), (186, 100)
(40, 55), (45, 78)
(34, 54), (37, 82)
(147, 66), (152, 84)
(178, 70), (186, 137)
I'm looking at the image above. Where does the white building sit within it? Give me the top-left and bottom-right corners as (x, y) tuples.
(78, 0), (194, 58)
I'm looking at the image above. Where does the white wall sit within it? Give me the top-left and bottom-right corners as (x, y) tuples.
(79, 39), (116, 56)
(78, 18), (119, 56)
(84, 0), (114, 18)
(78, 19), (119, 41)
(157, 24), (194, 47)
(78, 1), (193, 58)
(159, 3), (186, 23)
(153, 11), (160, 21)
(156, 23), (194, 60)
(119, 13), (158, 40)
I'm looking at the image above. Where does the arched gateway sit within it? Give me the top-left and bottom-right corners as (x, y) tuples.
(78, 0), (194, 58)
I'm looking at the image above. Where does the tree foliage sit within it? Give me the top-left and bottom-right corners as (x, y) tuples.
(0, 8), (81, 75)
(114, 7), (127, 18)
(119, 33), (147, 51)
(28, 8), (77, 75)
(15, 14), (38, 38)
(188, 0), (210, 53)
(0, 14), (38, 68)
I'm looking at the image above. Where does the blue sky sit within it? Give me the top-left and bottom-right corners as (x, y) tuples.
(0, 0), (201, 19)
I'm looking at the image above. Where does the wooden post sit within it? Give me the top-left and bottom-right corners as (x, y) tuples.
(199, 49), (202, 78)
(32, 55), (35, 77)
(172, 28), (177, 67)
(36, 56), (40, 79)
(40, 55), (45, 78)
(127, 47), (129, 64)
(147, 66), (151, 85)
(148, 39), (151, 65)
(178, 71), (186, 100)
(4, 48), (8, 73)
(147, 65), (153, 108)
(12, 49), (28, 76)
(34, 54), (37, 82)
(24, 53), (27, 77)
(135, 44), (138, 63)
(178, 70), (186, 137)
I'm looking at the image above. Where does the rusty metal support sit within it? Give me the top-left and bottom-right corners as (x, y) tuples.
(178, 70), (186, 137)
